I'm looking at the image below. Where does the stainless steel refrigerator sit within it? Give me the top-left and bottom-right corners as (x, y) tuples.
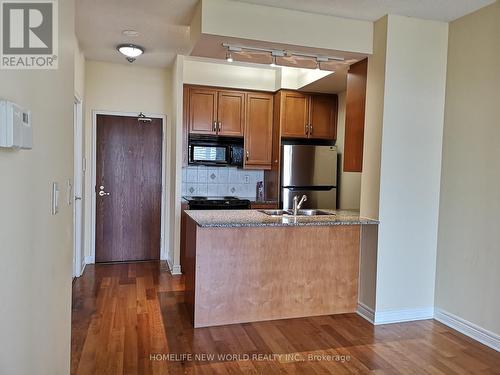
(281, 145), (337, 210)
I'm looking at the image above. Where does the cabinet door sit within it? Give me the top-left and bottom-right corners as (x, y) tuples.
(309, 94), (338, 140)
(281, 91), (309, 138)
(244, 93), (274, 170)
(188, 88), (217, 135)
(344, 59), (368, 172)
(217, 90), (245, 136)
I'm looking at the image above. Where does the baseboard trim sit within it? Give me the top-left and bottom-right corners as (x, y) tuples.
(434, 308), (500, 352)
(166, 259), (182, 275)
(79, 261), (86, 277)
(357, 302), (375, 323)
(374, 307), (434, 325)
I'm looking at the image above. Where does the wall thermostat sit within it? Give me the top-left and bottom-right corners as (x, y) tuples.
(0, 100), (32, 149)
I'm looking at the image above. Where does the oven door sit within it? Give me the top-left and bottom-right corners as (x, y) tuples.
(189, 143), (230, 165)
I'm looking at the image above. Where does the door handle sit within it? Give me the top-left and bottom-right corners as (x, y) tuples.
(98, 185), (110, 197)
(75, 196), (82, 201)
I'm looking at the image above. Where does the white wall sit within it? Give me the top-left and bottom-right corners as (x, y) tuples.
(169, 55), (184, 272)
(336, 91), (362, 210)
(74, 38), (86, 100)
(436, 0), (500, 336)
(200, 0), (373, 54)
(0, 0), (75, 373)
(375, 15), (448, 314)
(83, 61), (172, 262)
(183, 58), (332, 92)
(184, 58), (276, 91)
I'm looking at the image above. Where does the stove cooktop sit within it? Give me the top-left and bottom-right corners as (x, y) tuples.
(183, 196), (251, 210)
(183, 196), (240, 201)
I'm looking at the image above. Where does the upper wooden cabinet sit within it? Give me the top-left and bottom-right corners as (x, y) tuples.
(187, 86), (245, 137)
(309, 95), (338, 140)
(281, 91), (310, 138)
(217, 90), (245, 136)
(188, 88), (218, 135)
(278, 90), (338, 140)
(244, 93), (274, 170)
(344, 59), (368, 172)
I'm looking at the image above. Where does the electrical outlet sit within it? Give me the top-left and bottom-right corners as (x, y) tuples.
(244, 175), (250, 184)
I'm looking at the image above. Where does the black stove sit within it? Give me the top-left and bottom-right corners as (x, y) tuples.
(183, 196), (251, 210)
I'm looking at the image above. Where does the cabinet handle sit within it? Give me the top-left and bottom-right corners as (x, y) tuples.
(212, 121), (217, 132)
(218, 121), (222, 132)
(309, 123), (313, 135)
(246, 151), (249, 161)
(305, 123), (309, 135)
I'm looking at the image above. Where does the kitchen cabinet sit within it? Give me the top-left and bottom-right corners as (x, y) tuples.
(278, 90), (338, 140)
(217, 90), (245, 136)
(344, 59), (368, 172)
(188, 87), (218, 135)
(244, 92), (274, 170)
(187, 86), (245, 137)
(281, 91), (310, 138)
(309, 95), (338, 140)
(250, 202), (278, 209)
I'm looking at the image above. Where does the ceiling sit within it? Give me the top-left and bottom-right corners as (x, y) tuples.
(76, 0), (495, 68)
(235, 0), (496, 22)
(76, 0), (198, 67)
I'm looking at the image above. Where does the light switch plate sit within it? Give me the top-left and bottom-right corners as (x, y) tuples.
(52, 182), (59, 215)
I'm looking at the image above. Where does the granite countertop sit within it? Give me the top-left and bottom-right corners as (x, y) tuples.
(185, 209), (379, 228)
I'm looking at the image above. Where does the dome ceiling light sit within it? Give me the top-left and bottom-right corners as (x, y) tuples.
(117, 44), (144, 63)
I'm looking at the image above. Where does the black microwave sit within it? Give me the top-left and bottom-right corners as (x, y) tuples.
(188, 139), (244, 167)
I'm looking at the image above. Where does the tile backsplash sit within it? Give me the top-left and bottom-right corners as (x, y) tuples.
(182, 166), (264, 200)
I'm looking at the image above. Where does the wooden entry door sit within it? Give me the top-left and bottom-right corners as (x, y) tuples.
(95, 114), (162, 263)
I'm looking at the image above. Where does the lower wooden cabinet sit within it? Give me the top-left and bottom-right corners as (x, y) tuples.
(244, 93), (274, 170)
(250, 202), (278, 210)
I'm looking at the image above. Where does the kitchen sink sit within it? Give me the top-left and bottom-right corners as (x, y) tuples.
(259, 209), (334, 217)
(295, 209), (333, 216)
(259, 209), (293, 216)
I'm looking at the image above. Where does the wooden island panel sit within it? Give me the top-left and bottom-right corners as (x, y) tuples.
(185, 218), (361, 328)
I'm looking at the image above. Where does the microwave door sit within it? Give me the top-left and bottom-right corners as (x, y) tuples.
(190, 144), (229, 165)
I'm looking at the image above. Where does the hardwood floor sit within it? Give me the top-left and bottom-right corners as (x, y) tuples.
(72, 262), (500, 374)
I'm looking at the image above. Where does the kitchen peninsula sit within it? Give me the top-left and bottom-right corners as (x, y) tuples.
(184, 210), (378, 328)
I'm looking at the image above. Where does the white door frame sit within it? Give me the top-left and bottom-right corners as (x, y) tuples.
(73, 95), (84, 277)
(90, 110), (169, 263)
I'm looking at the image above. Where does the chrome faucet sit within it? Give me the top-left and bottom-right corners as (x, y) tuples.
(292, 194), (307, 216)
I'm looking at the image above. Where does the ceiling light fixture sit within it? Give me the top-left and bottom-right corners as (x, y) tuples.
(270, 50), (285, 68)
(315, 56), (329, 71)
(117, 44), (144, 63)
(221, 43), (346, 70)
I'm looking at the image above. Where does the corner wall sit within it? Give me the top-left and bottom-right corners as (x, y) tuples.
(0, 0), (75, 373)
(436, 0), (500, 338)
(375, 15), (448, 315)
